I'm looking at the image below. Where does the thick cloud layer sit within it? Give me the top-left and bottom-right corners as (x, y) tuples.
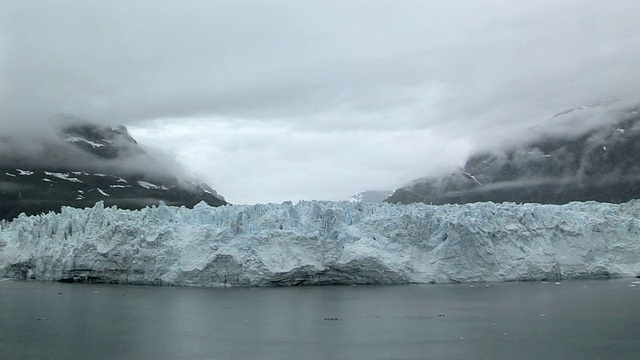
(1, 1), (640, 203)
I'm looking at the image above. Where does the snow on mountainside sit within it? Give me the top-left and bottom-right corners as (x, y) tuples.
(0, 121), (227, 220)
(1, 200), (639, 286)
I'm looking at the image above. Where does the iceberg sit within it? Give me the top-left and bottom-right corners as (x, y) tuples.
(1, 200), (639, 286)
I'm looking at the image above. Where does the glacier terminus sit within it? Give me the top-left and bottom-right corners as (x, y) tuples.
(1, 200), (639, 286)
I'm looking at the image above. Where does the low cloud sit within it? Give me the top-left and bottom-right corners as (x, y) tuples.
(129, 118), (472, 204)
(1, 1), (640, 203)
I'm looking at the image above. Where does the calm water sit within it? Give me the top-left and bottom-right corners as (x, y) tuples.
(1, 279), (639, 360)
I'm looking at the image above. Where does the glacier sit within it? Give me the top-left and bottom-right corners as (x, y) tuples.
(1, 200), (639, 286)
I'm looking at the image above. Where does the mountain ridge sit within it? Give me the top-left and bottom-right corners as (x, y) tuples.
(0, 121), (227, 220)
(386, 102), (640, 205)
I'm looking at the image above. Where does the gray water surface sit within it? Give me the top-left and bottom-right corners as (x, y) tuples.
(1, 279), (639, 359)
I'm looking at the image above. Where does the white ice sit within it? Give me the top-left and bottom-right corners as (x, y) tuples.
(1, 200), (639, 287)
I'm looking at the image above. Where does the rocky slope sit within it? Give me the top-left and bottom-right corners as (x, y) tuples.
(0, 122), (227, 220)
(387, 103), (640, 205)
(1, 200), (639, 286)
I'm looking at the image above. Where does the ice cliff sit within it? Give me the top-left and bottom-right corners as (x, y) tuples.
(1, 200), (639, 286)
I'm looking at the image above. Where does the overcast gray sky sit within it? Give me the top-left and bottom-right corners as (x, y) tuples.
(1, 1), (639, 204)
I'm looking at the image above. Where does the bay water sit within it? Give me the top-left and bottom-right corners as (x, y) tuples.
(1, 279), (639, 359)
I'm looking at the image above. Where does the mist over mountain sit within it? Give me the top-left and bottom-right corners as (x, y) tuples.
(387, 102), (640, 205)
(347, 190), (394, 204)
(0, 119), (227, 220)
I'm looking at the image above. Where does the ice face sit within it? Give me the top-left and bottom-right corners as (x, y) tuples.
(1, 200), (639, 286)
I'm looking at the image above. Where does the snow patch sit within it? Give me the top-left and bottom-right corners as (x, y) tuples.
(96, 188), (109, 197)
(16, 169), (34, 176)
(463, 172), (482, 186)
(44, 171), (82, 183)
(66, 137), (105, 148)
(137, 181), (169, 190)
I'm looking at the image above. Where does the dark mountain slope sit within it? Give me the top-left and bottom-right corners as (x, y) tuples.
(0, 122), (227, 221)
(387, 104), (640, 205)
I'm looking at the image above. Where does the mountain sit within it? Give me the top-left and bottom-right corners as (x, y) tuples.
(347, 190), (394, 203)
(0, 121), (227, 221)
(387, 103), (640, 205)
